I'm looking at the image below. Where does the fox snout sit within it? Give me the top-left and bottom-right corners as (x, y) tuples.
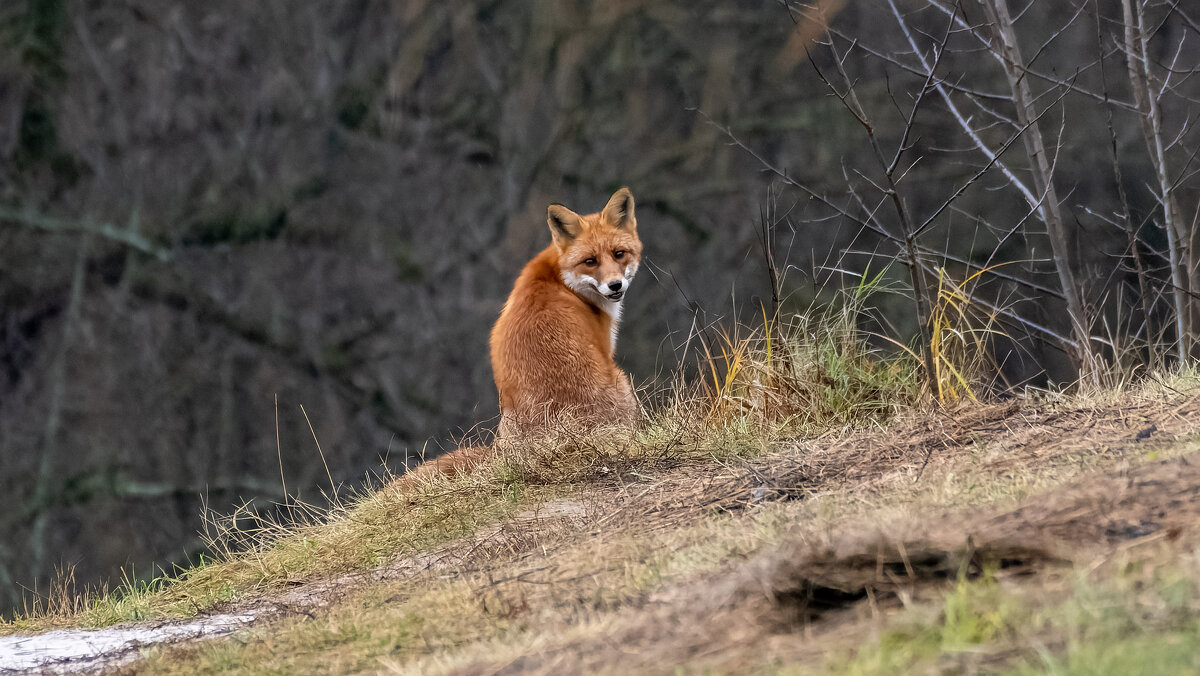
(579, 274), (626, 300)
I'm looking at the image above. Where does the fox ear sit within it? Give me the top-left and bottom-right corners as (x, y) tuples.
(547, 204), (583, 246)
(602, 187), (636, 230)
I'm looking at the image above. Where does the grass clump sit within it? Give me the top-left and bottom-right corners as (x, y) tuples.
(675, 286), (923, 443)
(927, 265), (1007, 405)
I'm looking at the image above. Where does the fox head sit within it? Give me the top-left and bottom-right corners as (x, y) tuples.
(548, 187), (643, 308)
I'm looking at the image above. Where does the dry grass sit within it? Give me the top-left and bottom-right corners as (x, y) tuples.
(6, 294), (1199, 674)
(683, 290), (921, 435)
(99, 369), (1200, 675)
(927, 265), (1008, 404)
(1, 466), (558, 633)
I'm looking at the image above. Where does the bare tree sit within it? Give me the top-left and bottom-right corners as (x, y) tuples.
(850, 0), (1196, 382)
(974, 0), (1103, 383)
(1120, 0), (1197, 361)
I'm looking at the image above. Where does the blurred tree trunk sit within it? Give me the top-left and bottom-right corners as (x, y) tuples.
(1120, 0), (1197, 361)
(977, 0), (1101, 384)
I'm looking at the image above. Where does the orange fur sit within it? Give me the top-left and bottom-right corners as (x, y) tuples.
(395, 188), (643, 489)
(490, 187), (642, 438)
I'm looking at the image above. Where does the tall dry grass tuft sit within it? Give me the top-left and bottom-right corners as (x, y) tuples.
(11, 564), (94, 626)
(675, 279), (922, 440)
(926, 266), (1008, 404)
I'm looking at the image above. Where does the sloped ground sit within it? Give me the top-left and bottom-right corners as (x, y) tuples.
(4, 382), (1200, 674)
(492, 450), (1200, 675)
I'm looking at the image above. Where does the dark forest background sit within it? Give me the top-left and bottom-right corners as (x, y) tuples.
(2, 0), (1197, 615)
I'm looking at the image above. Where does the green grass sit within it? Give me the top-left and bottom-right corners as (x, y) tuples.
(826, 573), (1026, 675)
(111, 484), (819, 675)
(828, 557), (1200, 675)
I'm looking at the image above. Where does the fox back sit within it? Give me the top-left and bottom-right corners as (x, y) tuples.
(489, 187), (642, 438)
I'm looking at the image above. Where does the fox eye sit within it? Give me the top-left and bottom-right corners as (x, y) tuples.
(583, 257), (597, 267)
(613, 250), (625, 260)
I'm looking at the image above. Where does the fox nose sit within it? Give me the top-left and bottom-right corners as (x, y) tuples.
(607, 280), (624, 292)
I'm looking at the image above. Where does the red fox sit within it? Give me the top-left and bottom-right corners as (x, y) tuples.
(490, 186), (642, 438)
(397, 187), (642, 487)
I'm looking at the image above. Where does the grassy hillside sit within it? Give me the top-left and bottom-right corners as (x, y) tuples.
(4, 318), (1200, 673)
(7, 0), (1198, 619)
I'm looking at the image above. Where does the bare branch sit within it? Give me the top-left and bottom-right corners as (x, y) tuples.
(886, 0), (1041, 214)
(0, 208), (172, 262)
(977, 0), (1100, 378)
